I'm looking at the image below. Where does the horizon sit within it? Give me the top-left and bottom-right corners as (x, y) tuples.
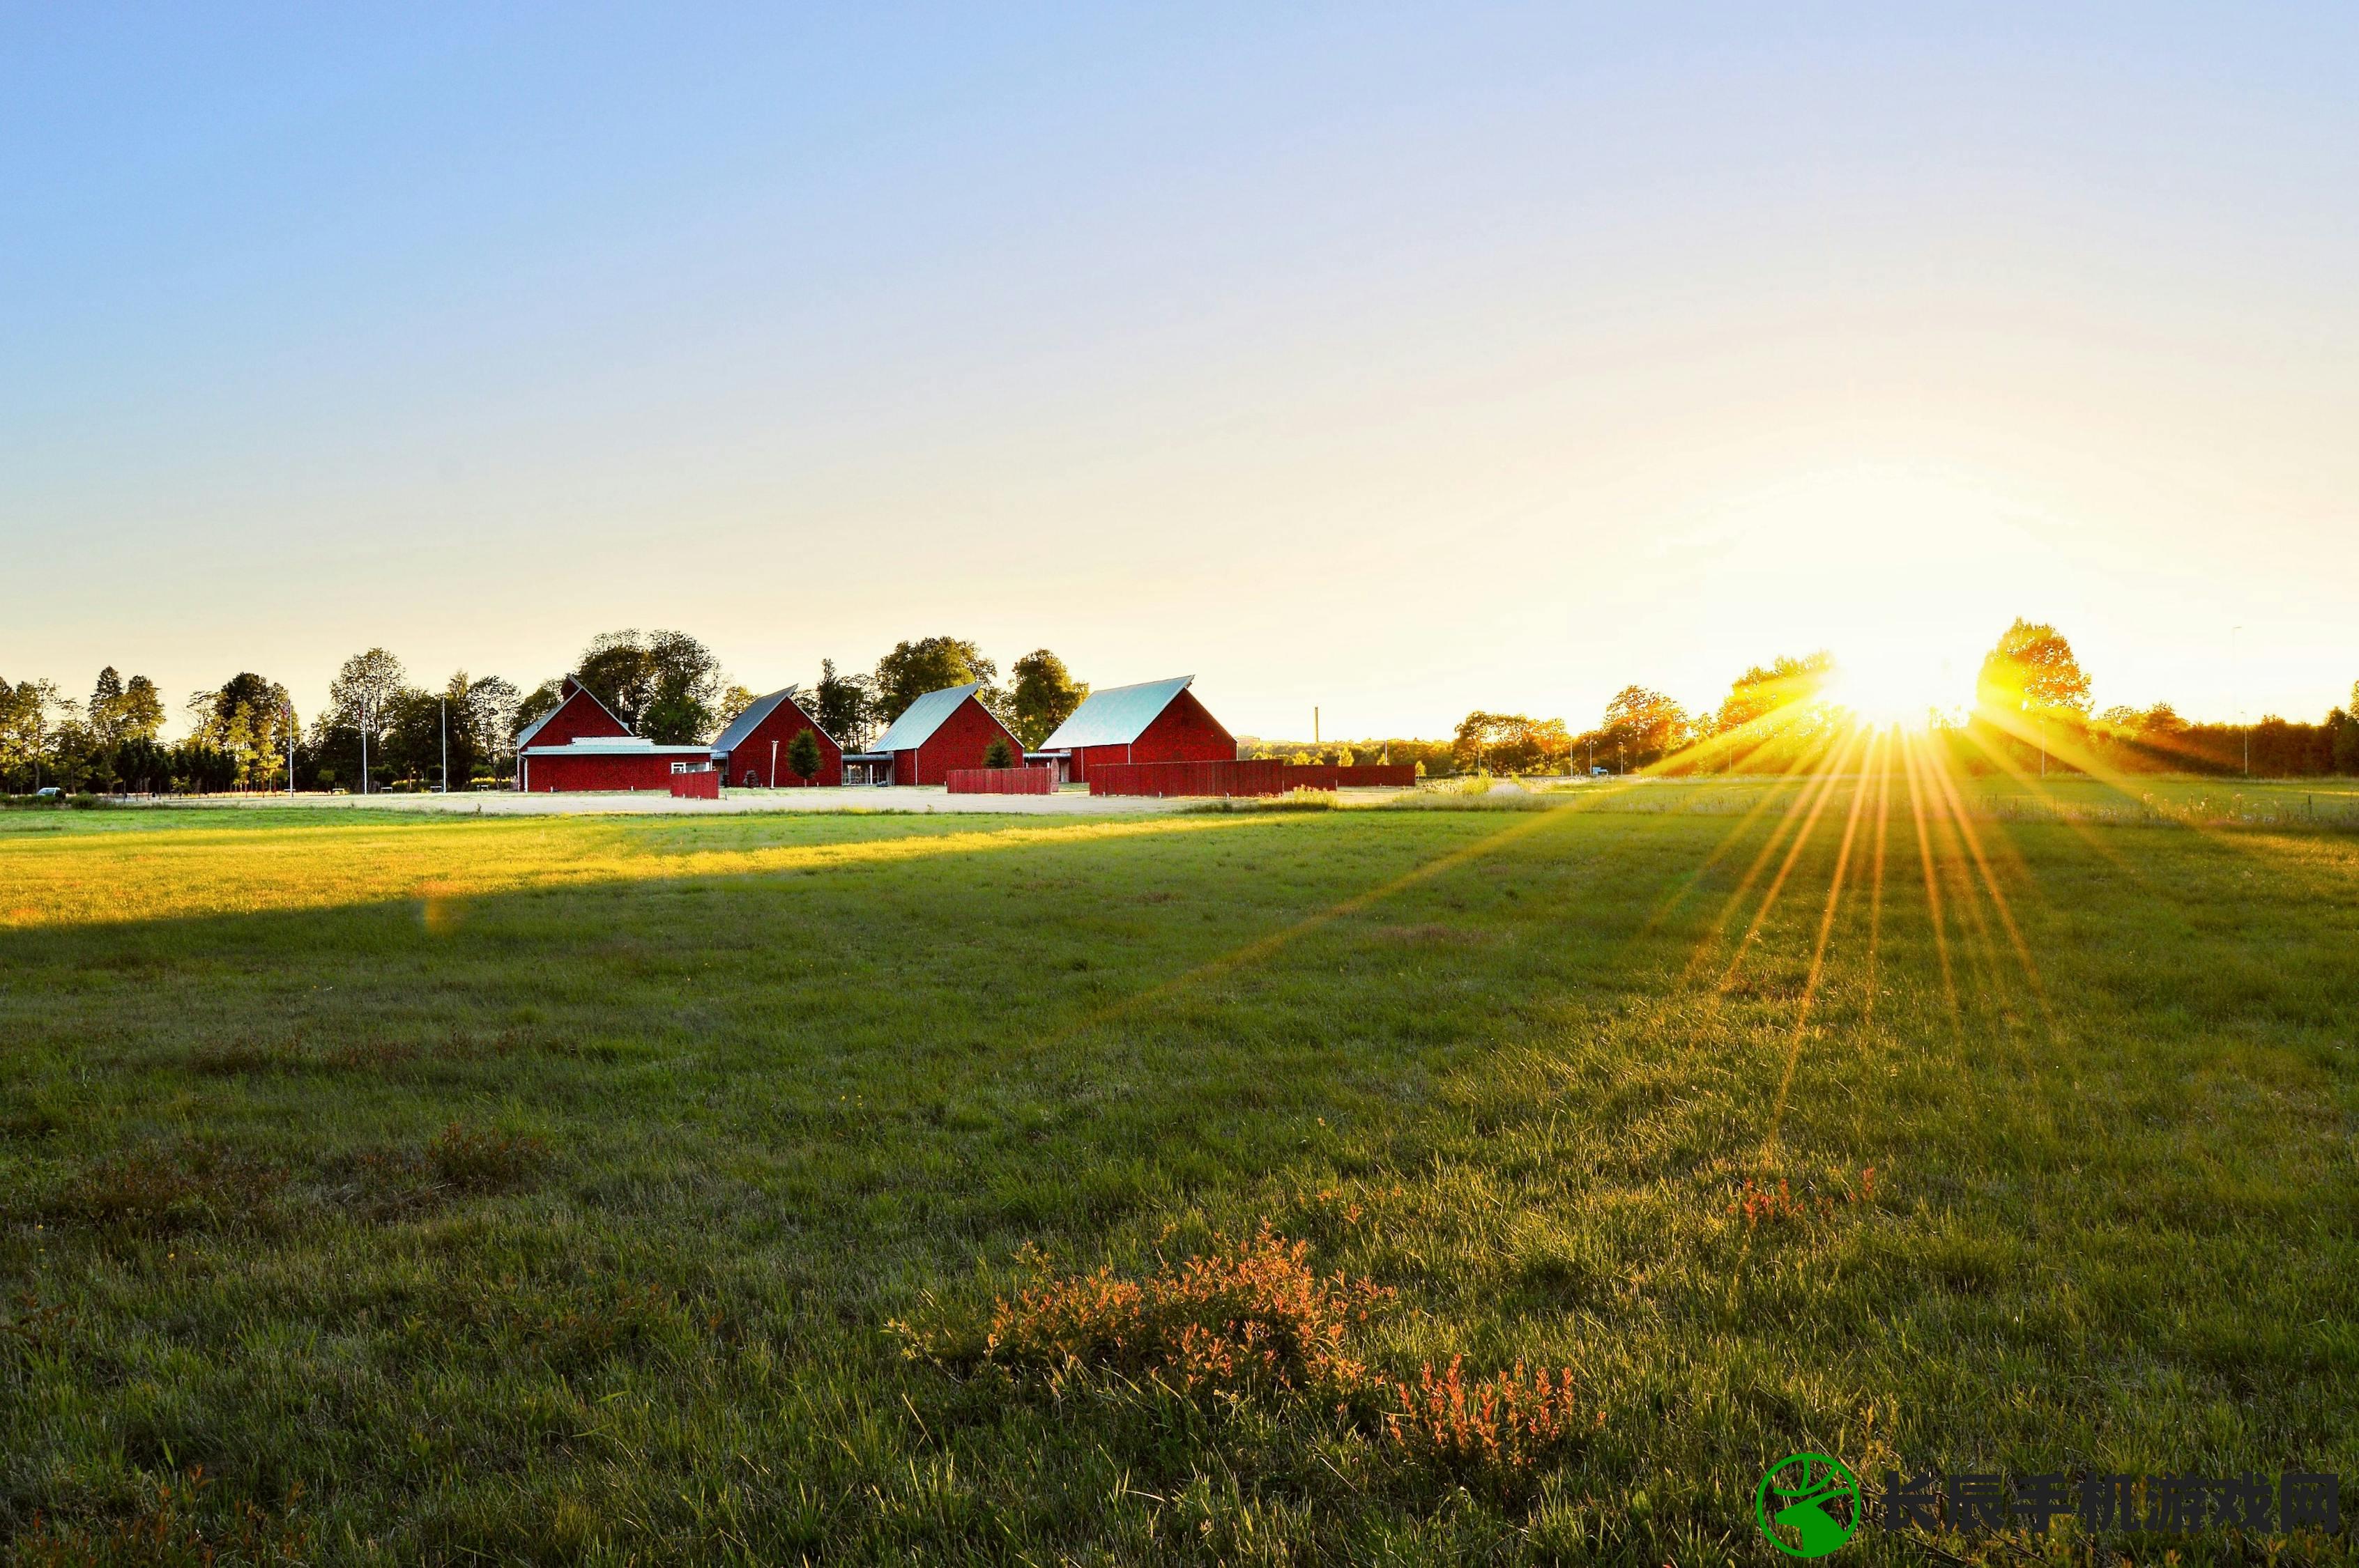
(7, 6), (2357, 737)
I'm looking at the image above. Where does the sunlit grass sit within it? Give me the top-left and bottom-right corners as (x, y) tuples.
(1, 791), (2353, 1562)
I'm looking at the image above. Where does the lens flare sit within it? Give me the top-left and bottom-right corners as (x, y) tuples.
(1827, 656), (1953, 732)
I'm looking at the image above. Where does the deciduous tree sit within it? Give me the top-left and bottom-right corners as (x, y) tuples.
(1598, 686), (1692, 771)
(1716, 652), (1835, 734)
(873, 637), (995, 725)
(812, 660), (875, 750)
(574, 629), (726, 743)
(1976, 619), (2091, 718)
(1450, 712), (1571, 774)
(329, 650), (406, 794)
(1007, 650), (1086, 749)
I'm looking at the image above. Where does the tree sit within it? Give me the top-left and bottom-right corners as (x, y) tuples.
(1007, 650), (1086, 749)
(181, 672), (295, 792)
(1451, 712), (1571, 775)
(873, 637), (995, 725)
(2332, 700), (2359, 776)
(514, 678), (565, 741)
(1598, 686), (1692, 771)
(462, 675), (521, 781)
(88, 668), (125, 745)
(329, 649), (406, 794)
(1716, 652), (1835, 734)
(379, 688), (452, 787)
(982, 735), (1015, 769)
(812, 660), (875, 750)
(116, 676), (165, 742)
(574, 629), (726, 743)
(717, 685), (758, 730)
(0, 680), (44, 789)
(1976, 619), (2091, 718)
(785, 727), (823, 785)
(79, 668), (162, 755)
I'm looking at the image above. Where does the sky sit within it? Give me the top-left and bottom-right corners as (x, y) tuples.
(6, 3), (2357, 740)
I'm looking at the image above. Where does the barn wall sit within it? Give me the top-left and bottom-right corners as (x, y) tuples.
(533, 689), (630, 748)
(1067, 689), (1237, 782)
(517, 688), (632, 787)
(721, 698), (843, 787)
(524, 752), (702, 792)
(904, 698), (1025, 785)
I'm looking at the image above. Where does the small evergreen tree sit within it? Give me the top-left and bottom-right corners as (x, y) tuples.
(982, 735), (1014, 769)
(785, 727), (823, 786)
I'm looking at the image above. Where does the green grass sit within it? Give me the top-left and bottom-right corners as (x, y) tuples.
(1, 787), (2353, 1564)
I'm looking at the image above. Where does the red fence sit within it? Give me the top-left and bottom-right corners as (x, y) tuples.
(1090, 760), (1293, 797)
(668, 769), (719, 799)
(945, 767), (1055, 795)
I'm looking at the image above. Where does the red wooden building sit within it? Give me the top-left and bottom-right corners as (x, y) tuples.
(710, 687), (843, 787)
(1037, 675), (1235, 784)
(846, 682), (1025, 787)
(516, 677), (710, 792)
(514, 675), (629, 760)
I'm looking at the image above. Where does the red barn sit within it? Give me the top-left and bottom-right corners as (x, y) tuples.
(1038, 675), (1235, 784)
(518, 736), (714, 792)
(513, 675), (629, 767)
(846, 682), (1024, 787)
(515, 676), (710, 792)
(710, 687), (843, 787)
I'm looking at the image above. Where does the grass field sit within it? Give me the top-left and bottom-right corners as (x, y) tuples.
(3, 776), (2355, 1565)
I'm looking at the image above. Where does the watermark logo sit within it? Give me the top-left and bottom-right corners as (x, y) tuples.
(1756, 1452), (1863, 1558)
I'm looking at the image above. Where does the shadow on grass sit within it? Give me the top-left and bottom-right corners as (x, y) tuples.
(1, 807), (2353, 1562)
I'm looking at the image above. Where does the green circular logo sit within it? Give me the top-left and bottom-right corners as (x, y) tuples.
(1755, 1452), (1863, 1558)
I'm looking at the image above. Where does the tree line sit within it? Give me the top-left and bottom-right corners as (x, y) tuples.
(1429, 622), (2359, 778)
(9, 618), (2353, 794)
(1, 633), (1094, 794)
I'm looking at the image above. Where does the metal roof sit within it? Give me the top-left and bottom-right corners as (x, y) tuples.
(710, 686), (813, 756)
(519, 735), (708, 755)
(1039, 676), (1193, 750)
(871, 682), (986, 753)
(514, 676), (629, 750)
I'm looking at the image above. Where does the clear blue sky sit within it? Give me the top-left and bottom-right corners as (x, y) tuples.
(6, 3), (2356, 737)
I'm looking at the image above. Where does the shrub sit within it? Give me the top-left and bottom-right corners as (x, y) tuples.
(973, 1225), (1390, 1401)
(10, 1467), (308, 1566)
(896, 1226), (1597, 1495)
(1384, 1356), (1594, 1496)
(50, 1143), (287, 1233)
(982, 736), (1015, 770)
(1727, 1167), (1877, 1229)
(339, 1123), (549, 1217)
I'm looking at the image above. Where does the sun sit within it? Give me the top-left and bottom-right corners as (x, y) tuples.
(1826, 656), (1955, 732)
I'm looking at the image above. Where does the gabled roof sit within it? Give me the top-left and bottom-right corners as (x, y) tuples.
(710, 687), (824, 755)
(519, 735), (708, 755)
(514, 675), (629, 750)
(1040, 676), (1194, 750)
(871, 682), (984, 753)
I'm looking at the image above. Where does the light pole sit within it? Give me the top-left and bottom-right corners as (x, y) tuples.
(440, 697), (449, 793)
(285, 704), (296, 795)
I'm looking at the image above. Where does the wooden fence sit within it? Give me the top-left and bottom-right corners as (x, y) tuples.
(1087, 760), (1290, 797)
(945, 767), (1055, 795)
